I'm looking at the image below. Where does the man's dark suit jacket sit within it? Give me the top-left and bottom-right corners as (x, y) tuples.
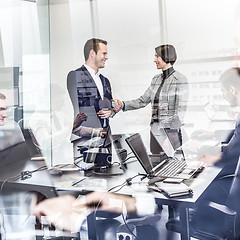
(67, 65), (113, 128)
(216, 116), (240, 176)
(190, 116), (240, 237)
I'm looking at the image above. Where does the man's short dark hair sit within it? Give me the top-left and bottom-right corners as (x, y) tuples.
(155, 44), (177, 65)
(84, 38), (107, 61)
(0, 93), (6, 100)
(220, 67), (240, 90)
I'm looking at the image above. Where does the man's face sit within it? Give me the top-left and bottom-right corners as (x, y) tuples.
(221, 85), (238, 107)
(0, 99), (7, 126)
(154, 52), (166, 70)
(94, 43), (108, 69)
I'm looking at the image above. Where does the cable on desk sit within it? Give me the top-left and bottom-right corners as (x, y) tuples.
(107, 174), (146, 193)
(0, 175), (21, 193)
(0, 165), (48, 193)
(111, 162), (120, 166)
(53, 163), (72, 168)
(74, 160), (83, 168)
(123, 156), (137, 164)
(127, 151), (134, 156)
(30, 165), (48, 174)
(74, 156), (82, 164)
(110, 183), (128, 193)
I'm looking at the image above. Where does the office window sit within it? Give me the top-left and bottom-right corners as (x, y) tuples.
(166, 0), (240, 110)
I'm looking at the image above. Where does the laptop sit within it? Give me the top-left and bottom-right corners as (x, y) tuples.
(164, 127), (220, 159)
(200, 97), (236, 122)
(125, 132), (204, 179)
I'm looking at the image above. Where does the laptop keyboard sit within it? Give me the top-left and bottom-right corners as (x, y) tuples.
(155, 159), (186, 178)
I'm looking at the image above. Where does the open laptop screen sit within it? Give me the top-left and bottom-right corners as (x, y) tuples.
(151, 124), (175, 158)
(164, 129), (181, 151)
(125, 133), (153, 174)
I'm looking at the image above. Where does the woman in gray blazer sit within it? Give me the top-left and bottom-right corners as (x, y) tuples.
(114, 44), (189, 153)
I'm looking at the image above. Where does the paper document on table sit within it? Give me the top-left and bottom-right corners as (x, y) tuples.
(154, 182), (193, 197)
(55, 177), (107, 191)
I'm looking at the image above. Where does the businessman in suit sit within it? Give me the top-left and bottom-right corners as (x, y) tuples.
(0, 92), (26, 157)
(67, 38), (116, 156)
(67, 38), (114, 132)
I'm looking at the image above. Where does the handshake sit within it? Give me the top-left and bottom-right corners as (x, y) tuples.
(112, 99), (124, 113)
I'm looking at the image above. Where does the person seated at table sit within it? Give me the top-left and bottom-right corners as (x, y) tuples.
(0, 92), (7, 126)
(0, 92), (26, 151)
(198, 68), (240, 170)
(186, 67), (240, 237)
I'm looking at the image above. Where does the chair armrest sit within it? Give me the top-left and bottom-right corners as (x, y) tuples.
(126, 214), (161, 226)
(208, 202), (236, 216)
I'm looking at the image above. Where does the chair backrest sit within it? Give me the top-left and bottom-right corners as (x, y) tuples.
(23, 127), (43, 158)
(227, 156), (240, 212)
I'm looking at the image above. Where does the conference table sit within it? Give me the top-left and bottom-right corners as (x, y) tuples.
(1, 110), (231, 239)
(50, 157), (222, 240)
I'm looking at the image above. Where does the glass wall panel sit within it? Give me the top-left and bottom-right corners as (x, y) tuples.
(0, 0), (52, 166)
(21, 0), (51, 166)
(49, 0), (93, 165)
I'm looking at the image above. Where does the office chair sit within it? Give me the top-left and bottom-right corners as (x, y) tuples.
(85, 210), (123, 240)
(16, 118), (44, 159)
(86, 210), (161, 240)
(27, 127), (44, 158)
(166, 156), (240, 240)
(116, 213), (161, 240)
